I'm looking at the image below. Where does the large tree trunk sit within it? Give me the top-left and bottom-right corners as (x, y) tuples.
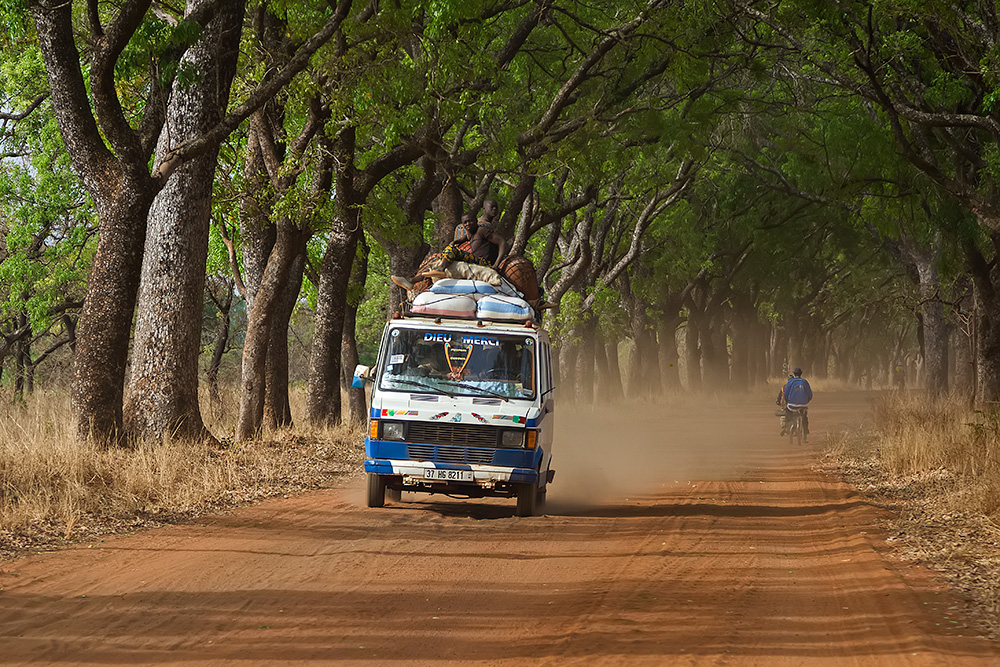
(73, 189), (155, 442)
(974, 283), (1000, 404)
(124, 0), (244, 442)
(124, 155), (220, 442)
(963, 240), (1000, 404)
(432, 166), (463, 250)
(306, 209), (363, 425)
(31, 3), (157, 442)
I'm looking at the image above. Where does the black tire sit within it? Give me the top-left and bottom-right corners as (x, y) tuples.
(790, 414), (803, 446)
(515, 483), (537, 517)
(536, 486), (547, 514)
(366, 473), (386, 508)
(386, 487), (402, 503)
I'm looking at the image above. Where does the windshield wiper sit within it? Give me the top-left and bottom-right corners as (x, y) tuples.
(440, 380), (510, 402)
(387, 378), (457, 397)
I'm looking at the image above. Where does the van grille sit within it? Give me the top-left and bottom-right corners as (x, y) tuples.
(405, 423), (498, 448)
(408, 444), (496, 465)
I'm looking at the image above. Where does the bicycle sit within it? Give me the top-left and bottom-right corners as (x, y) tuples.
(785, 407), (806, 445)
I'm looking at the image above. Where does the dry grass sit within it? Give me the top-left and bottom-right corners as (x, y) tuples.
(826, 392), (1000, 636)
(0, 387), (365, 560)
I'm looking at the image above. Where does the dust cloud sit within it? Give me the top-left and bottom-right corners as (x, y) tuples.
(546, 390), (784, 510)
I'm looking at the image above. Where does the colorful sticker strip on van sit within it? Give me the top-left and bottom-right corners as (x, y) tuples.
(471, 412), (488, 424)
(492, 414), (526, 423)
(381, 409), (419, 417)
(430, 412), (449, 420)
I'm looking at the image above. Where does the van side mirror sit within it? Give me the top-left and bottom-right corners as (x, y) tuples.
(352, 364), (371, 389)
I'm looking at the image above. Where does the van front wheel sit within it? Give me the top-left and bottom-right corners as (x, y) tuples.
(515, 483), (538, 517)
(366, 473), (386, 508)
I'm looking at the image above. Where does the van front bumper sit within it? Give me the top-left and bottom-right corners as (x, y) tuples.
(364, 458), (540, 486)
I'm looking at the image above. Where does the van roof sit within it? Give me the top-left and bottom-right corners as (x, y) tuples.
(387, 316), (548, 337)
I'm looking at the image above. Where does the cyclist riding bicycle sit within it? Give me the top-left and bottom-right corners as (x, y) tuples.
(777, 367), (813, 441)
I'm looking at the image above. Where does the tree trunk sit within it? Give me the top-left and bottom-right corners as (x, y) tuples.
(684, 319), (702, 391)
(963, 240), (1000, 404)
(915, 258), (948, 398)
(384, 239), (429, 319)
(240, 140), (275, 315)
(30, 3), (157, 442)
(975, 284), (1000, 404)
(605, 339), (624, 402)
(306, 209), (362, 425)
(341, 240), (370, 426)
(73, 189), (155, 442)
(952, 282), (975, 403)
(433, 167), (463, 250)
(14, 313), (28, 401)
(594, 329), (611, 403)
(700, 312), (727, 390)
(263, 249), (306, 429)
(124, 0), (244, 442)
(729, 294), (754, 392)
(206, 281), (234, 405)
(236, 223), (306, 441)
(560, 341), (580, 401)
(575, 315), (596, 404)
(658, 315), (681, 390)
(769, 327), (787, 378)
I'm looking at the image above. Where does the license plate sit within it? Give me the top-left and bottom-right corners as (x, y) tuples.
(424, 468), (474, 482)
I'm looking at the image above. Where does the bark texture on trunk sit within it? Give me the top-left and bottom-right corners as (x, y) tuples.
(341, 241), (370, 426)
(236, 224), (307, 441)
(73, 190), (155, 442)
(306, 209), (362, 425)
(124, 0), (244, 442)
(263, 250), (306, 429)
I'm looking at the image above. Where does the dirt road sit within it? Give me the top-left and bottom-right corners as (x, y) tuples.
(1, 391), (997, 665)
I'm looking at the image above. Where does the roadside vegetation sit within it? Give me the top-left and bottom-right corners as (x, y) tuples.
(828, 394), (1000, 636)
(0, 388), (364, 560)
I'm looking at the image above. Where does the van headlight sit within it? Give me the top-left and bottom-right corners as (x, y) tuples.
(382, 422), (405, 441)
(501, 430), (524, 448)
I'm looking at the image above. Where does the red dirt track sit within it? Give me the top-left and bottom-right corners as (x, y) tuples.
(1, 392), (998, 665)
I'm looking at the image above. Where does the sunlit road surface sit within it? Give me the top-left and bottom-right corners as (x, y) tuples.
(1, 391), (997, 665)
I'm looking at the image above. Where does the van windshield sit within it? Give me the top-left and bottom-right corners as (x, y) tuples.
(379, 328), (536, 400)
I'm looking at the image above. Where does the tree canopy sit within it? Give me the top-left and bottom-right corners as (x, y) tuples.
(0, 0), (991, 442)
